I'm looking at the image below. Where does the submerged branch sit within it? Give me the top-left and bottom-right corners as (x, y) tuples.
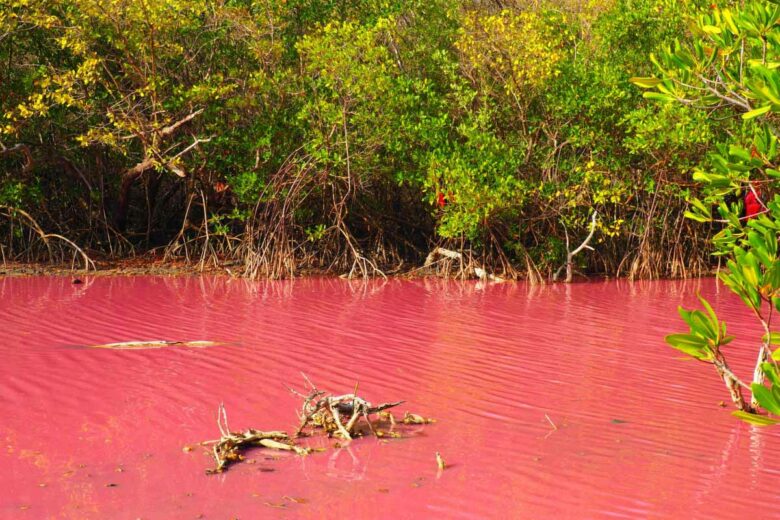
(293, 377), (404, 440)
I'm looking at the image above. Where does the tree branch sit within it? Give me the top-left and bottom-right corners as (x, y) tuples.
(554, 210), (598, 283)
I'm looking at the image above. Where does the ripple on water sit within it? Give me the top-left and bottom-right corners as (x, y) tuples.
(0, 276), (779, 519)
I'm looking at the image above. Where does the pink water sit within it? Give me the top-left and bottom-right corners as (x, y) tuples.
(1, 276), (778, 519)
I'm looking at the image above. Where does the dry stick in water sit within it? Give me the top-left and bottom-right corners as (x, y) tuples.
(436, 451), (447, 479)
(89, 340), (220, 350)
(202, 403), (309, 474)
(436, 452), (446, 471)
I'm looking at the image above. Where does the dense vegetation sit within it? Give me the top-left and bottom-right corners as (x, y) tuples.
(1, 0), (728, 278)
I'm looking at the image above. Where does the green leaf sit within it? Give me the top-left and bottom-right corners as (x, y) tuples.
(741, 252), (761, 287)
(742, 104), (772, 119)
(643, 92), (676, 102)
(629, 77), (663, 88)
(751, 383), (780, 414)
(722, 9), (739, 34)
(760, 362), (780, 387)
(732, 410), (780, 426)
(748, 232), (773, 267)
(665, 333), (707, 348)
(697, 295), (719, 330)
(729, 145), (753, 161)
(665, 333), (710, 359)
(678, 306), (694, 327)
(763, 332), (780, 345)
(684, 210), (712, 222)
(690, 198), (711, 215)
(690, 309), (718, 339)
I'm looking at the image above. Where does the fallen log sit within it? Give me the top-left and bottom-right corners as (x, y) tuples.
(89, 340), (221, 350)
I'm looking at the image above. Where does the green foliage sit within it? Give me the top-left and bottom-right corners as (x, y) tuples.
(0, 180), (40, 207)
(645, 0), (780, 422)
(0, 0), (730, 277)
(666, 295), (734, 360)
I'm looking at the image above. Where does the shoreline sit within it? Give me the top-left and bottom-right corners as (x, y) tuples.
(0, 257), (223, 278)
(0, 257), (715, 281)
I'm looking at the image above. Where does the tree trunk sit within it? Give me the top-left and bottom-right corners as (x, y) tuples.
(714, 360), (752, 412)
(750, 348), (769, 410)
(115, 158), (153, 232)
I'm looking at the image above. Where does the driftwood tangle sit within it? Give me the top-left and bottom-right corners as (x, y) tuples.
(201, 376), (432, 474)
(202, 403), (309, 474)
(292, 376), (403, 440)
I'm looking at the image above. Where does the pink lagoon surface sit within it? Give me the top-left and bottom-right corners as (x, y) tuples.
(0, 276), (779, 519)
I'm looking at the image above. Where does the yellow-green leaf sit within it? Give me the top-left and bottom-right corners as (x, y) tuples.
(732, 410), (780, 426)
(629, 77), (663, 89)
(743, 104), (772, 120)
(702, 25), (722, 35)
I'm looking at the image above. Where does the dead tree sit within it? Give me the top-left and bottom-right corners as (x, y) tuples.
(554, 210), (598, 283)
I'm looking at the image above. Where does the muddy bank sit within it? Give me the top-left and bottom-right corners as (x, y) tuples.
(0, 259), (713, 282)
(0, 257), (231, 278)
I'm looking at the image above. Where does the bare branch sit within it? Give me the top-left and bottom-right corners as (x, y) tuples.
(554, 210), (598, 283)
